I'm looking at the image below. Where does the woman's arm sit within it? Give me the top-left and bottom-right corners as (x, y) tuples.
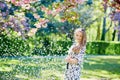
(65, 46), (86, 64)
(65, 44), (80, 64)
(65, 56), (78, 64)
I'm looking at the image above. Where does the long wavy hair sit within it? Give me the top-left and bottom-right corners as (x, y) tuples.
(74, 28), (87, 47)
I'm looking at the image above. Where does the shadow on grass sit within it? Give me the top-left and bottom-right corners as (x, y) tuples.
(0, 64), (42, 80)
(0, 56), (120, 80)
(0, 57), (64, 80)
(83, 57), (120, 79)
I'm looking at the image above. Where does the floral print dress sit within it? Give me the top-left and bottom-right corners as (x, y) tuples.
(64, 44), (86, 80)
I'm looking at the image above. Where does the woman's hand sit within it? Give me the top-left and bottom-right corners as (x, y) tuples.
(65, 56), (71, 63)
(65, 56), (78, 64)
(72, 45), (80, 53)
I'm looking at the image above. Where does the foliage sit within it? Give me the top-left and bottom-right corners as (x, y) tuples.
(0, 34), (30, 57)
(31, 34), (120, 55)
(0, 1), (33, 38)
(31, 34), (72, 56)
(1, 32), (120, 56)
(0, 0), (56, 38)
(27, 34), (120, 56)
(102, 0), (120, 30)
(86, 41), (120, 55)
(0, 0), (87, 38)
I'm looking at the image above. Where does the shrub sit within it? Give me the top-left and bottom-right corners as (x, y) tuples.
(1, 33), (120, 57)
(86, 41), (120, 55)
(31, 35), (72, 56)
(0, 34), (30, 57)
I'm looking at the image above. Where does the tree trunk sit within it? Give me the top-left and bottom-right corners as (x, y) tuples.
(112, 30), (116, 41)
(107, 29), (111, 41)
(118, 21), (120, 41)
(106, 21), (112, 41)
(101, 17), (106, 40)
(118, 32), (120, 41)
(101, 3), (108, 41)
(96, 23), (100, 40)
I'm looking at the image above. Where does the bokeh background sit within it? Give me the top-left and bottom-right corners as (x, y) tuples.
(0, 0), (120, 80)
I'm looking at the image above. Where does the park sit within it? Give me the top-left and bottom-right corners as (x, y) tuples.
(0, 0), (120, 80)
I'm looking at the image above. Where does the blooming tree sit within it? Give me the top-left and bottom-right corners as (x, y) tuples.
(102, 0), (120, 41)
(0, 0), (37, 38)
(0, 0), (85, 38)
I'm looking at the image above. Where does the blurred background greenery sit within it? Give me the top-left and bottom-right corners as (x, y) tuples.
(0, 0), (120, 80)
(1, 0), (120, 56)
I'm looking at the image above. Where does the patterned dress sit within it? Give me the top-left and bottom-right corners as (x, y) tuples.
(64, 44), (86, 80)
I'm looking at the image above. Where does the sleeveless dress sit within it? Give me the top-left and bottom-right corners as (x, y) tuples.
(64, 44), (86, 80)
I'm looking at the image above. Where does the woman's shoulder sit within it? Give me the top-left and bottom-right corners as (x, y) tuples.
(82, 45), (86, 49)
(68, 43), (76, 53)
(79, 46), (86, 54)
(83, 45), (86, 50)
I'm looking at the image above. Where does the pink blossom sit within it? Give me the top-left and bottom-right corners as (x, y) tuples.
(41, 6), (47, 11)
(23, 0), (30, 4)
(39, 19), (49, 25)
(15, 1), (23, 6)
(116, 9), (120, 12)
(35, 19), (49, 28)
(46, 10), (52, 15)
(33, 14), (40, 19)
(40, 20), (46, 25)
(11, 0), (16, 3)
(56, 8), (62, 12)
(75, 0), (84, 4)
(45, 19), (49, 22)
(35, 23), (41, 28)
(69, 0), (73, 3)
(62, 6), (66, 10)
(28, 28), (37, 36)
(60, 18), (66, 22)
(52, 12), (57, 16)
(30, 0), (37, 3)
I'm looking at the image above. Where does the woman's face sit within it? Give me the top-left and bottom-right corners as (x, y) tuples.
(75, 31), (83, 43)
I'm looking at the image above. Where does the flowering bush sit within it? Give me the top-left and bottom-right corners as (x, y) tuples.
(0, 0), (85, 38)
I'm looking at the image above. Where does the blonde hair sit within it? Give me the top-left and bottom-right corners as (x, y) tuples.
(74, 28), (87, 46)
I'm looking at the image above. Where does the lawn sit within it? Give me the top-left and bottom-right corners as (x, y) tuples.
(0, 55), (120, 80)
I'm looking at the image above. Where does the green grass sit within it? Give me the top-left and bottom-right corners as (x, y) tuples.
(0, 55), (120, 80)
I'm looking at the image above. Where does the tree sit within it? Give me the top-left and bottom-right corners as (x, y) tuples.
(0, 0), (86, 38)
(102, 0), (120, 41)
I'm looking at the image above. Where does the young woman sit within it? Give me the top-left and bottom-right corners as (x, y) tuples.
(65, 28), (87, 80)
